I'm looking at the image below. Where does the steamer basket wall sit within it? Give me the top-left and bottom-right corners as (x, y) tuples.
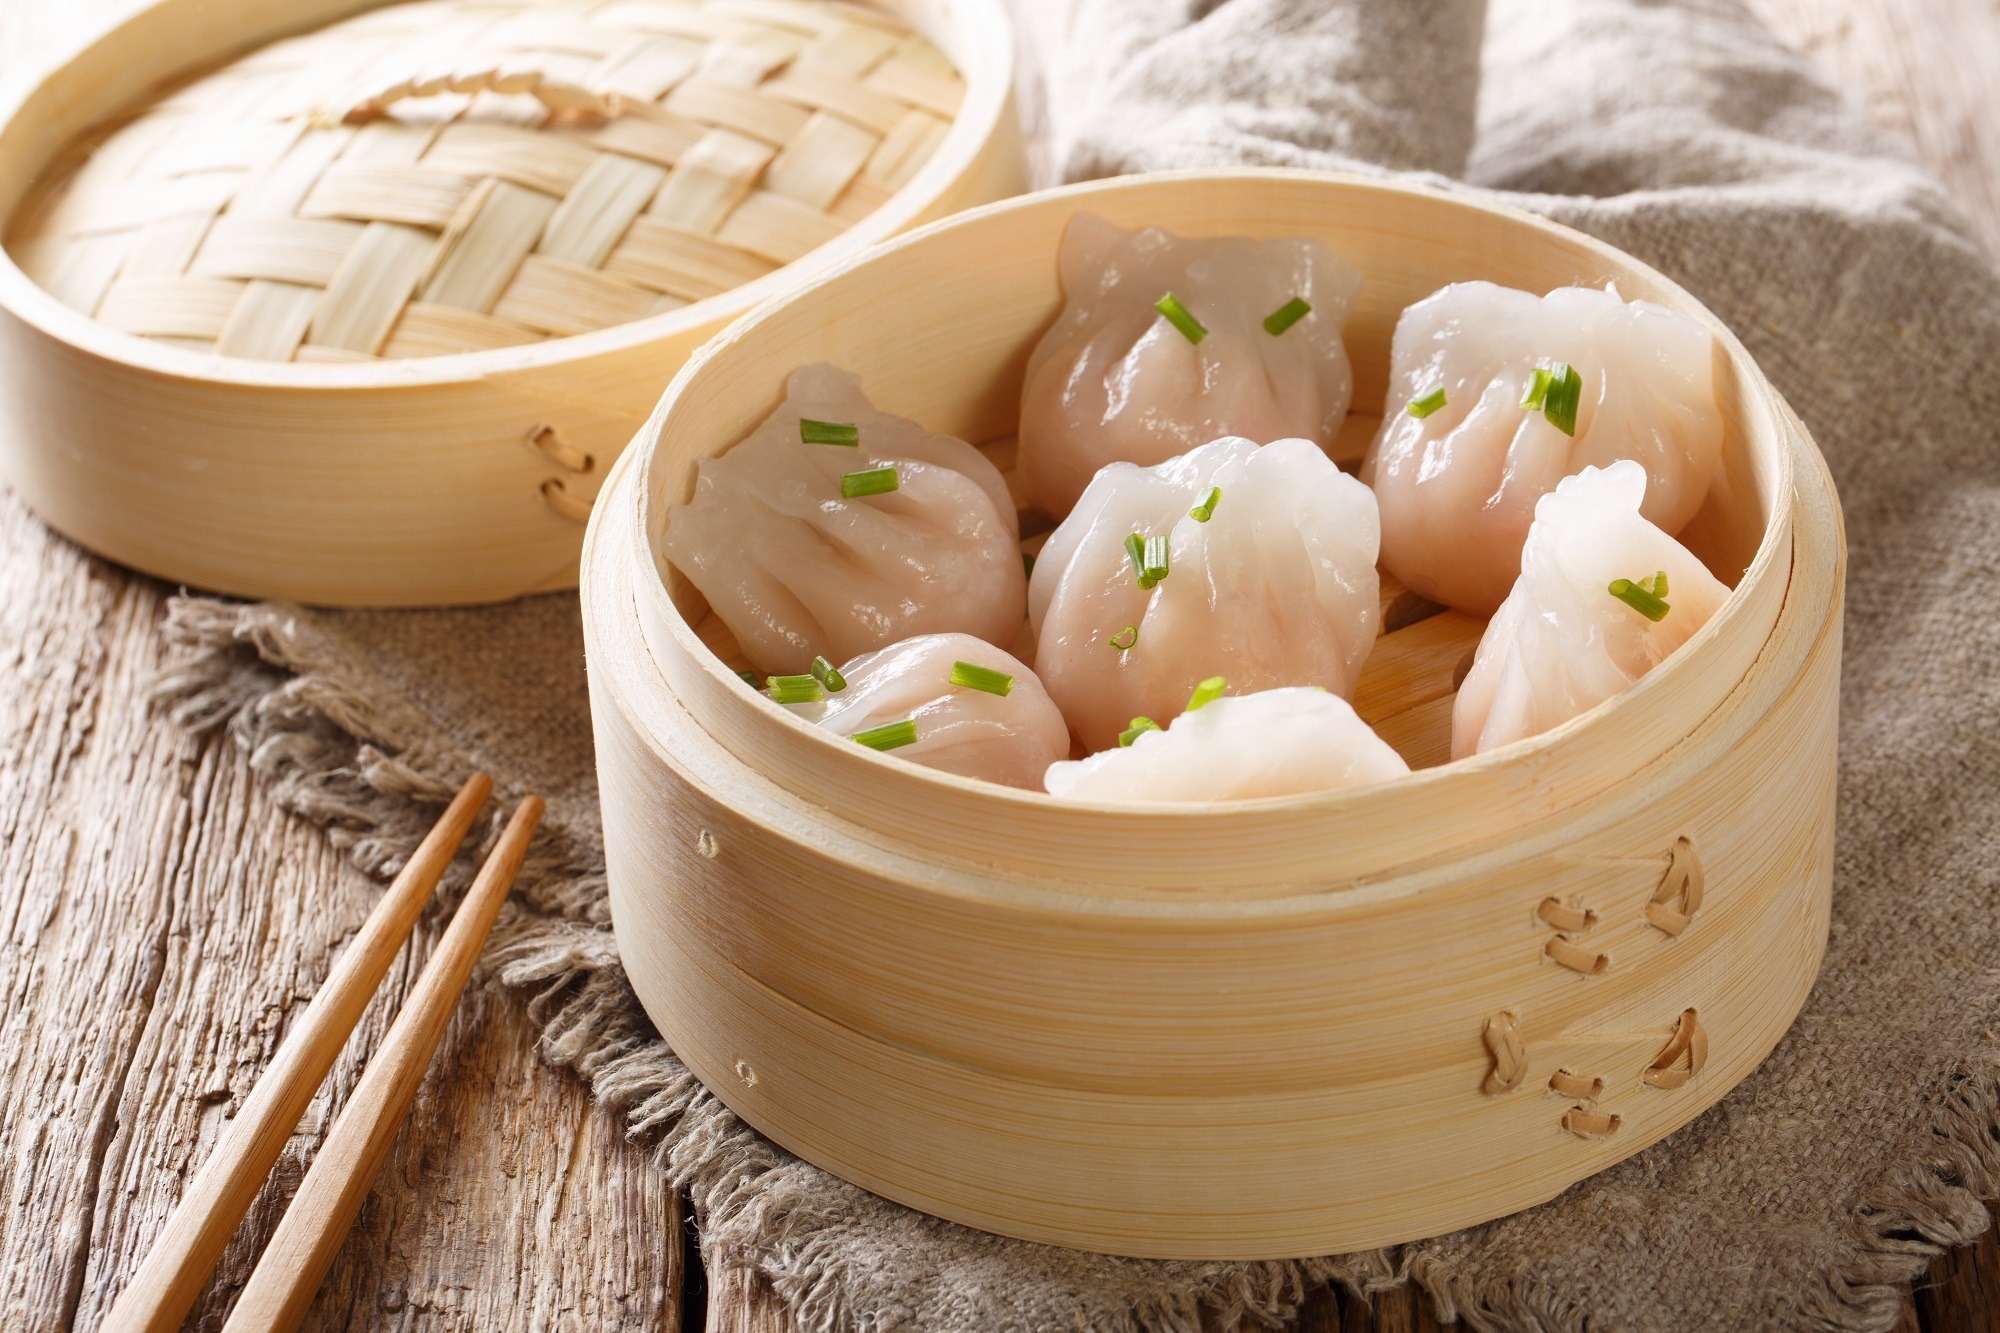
(0, 0), (1022, 605)
(581, 171), (1845, 1258)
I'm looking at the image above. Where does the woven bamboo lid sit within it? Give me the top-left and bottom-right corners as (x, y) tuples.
(5, 0), (965, 362)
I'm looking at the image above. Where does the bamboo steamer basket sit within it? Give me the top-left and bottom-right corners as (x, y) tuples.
(0, 0), (1021, 606)
(581, 170), (1846, 1258)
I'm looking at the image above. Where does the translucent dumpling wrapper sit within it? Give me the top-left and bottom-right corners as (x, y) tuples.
(1030, 436), (1380, 753)
(1452, 461), (1731, 759)
(1364, 281), (1724, 616)
(1017, 213), (1363, 518)
(790, 634), (1069, 790)
(1043, 687), (1408, 803)
(661, 364), (1024, 673)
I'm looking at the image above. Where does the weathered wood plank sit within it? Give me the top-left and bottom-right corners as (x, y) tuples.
(1749, 0), (2000, 256)
(0, 481), (685, 1330)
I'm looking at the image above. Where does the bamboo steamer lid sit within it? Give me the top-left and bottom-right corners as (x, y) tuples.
(10, 0), (972, 361)
(0, 0), (1021, 606)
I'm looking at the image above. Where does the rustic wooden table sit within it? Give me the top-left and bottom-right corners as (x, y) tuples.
(2, 1), (1996, 1329)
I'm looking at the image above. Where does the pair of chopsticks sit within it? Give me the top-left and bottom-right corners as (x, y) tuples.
(104, 774), (541, 1333)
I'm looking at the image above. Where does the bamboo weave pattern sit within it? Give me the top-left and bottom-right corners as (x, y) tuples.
(6, 0), (964, 361)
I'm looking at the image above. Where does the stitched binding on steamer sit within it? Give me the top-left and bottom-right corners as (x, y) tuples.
(541, 476), (593, 522)
(1546, 935), (1609, 975)
(532, 425), (595, 473)
(1537, 897), (1597, 932)
(1482, 1011), (1527, 1095)
(1644, 1008), (1708, 1089)
(1548, 1069), (1604, 1100)
(1647, 836), (1704, 936)
(1561, 1106), (1622, 1138)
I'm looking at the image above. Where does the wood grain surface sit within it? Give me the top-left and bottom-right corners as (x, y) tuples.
(0, 0), (1993, 1328)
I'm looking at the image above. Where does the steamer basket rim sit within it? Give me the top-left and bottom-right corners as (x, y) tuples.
(616, 167), (1810, 819)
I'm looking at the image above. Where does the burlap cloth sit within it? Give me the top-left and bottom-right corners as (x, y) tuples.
(155, 0), (2000, 1327)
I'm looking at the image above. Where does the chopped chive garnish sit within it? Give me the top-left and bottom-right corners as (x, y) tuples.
(1155, 291), (1207, 344)
(1118, 716), (1160, 747)
(1608, 571), (1671, 622)
(1407, 384), (1447, 418)
(1520, 366), (1554, 411)
(1186, 675), (1227, 711)
(1022, 550), (1036, 577)
(800, 418), (859, 446)
(853, 718), (918, 751)
(1541, 362), (1582, 436)
(1138, 533), (1170, 589)
(949, 660), (1015, 696)
(840, 465), (899, 499)
(737, 670), (760, 687)
(1263, 296), (1311, 336)
(810, 654), (846, 693)
(1189, 486), (1222, 523)
(1124, 532), (1147, 579)
(767, 673), (825, 704)
(1108, 624), (1137, 651)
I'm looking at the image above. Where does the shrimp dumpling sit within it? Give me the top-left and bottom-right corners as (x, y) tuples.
(661, 365), (1024, 673)
(1044, 688), (1408, 804)
(1018, 214), (1363, 518)
(794, 634), (1069, 790)
(1364, 282), (1724, 616)
(1452, 461), (1731, 759)
(1031, 437), (1380, 754)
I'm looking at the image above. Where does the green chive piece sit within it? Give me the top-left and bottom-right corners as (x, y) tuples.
(1155, 291), (1207, 344)
(800, 418), (860, 446)
(949, 660), (1015, 696)
(1263, 296), (1312, 336)
(853, 718), (918, 751)
(1647, 570), (1668, 597)
(1189, 486), (1222, 523)
(767, 673), (825, 704)
(1186, 675), (1227, 712)
(1608, 574), (1671, 622)
(840, 465), (899, 499)
(737, 670), (761, 687)
(1138, 533), (1170, 589)
(1407, 385), (1447, 418)
(1022, 550), (1036, 577)
(1520, 366), (1554, 411)
(1118, 716), (1160, 747)
(810, 654), (847, 693)
(1541, 363), (1582, 436)
(1108, 624), (1138, 651)
(1124, 532), (1147, 580)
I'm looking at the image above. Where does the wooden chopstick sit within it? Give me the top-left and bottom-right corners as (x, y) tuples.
(221, 794), (545, 1333)
(102, 772), (493, 1333)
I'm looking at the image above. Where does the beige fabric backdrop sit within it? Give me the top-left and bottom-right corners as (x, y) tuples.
(161, 0), (2000, 1327)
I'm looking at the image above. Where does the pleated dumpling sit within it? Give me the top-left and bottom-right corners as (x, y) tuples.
(1453, 461), (1731, 758)
(1364, 282), (1723, 616)
(1030, 437), (1380, 754)
(1017, 213), (1363, 518)
(789, 634), (1069, 790)
(662, 365), (1025, 673)
(1044, 687), (1408, 803)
